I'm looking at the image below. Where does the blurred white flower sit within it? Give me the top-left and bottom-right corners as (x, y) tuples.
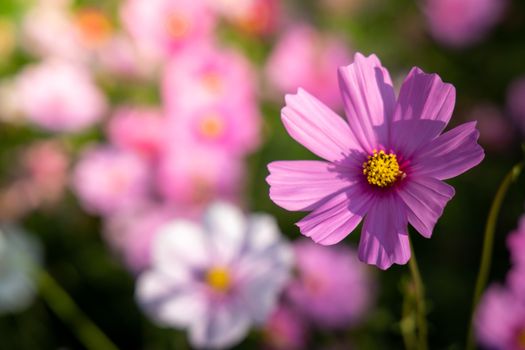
(0, 226), (42, 314)
(136, 202), (293, 349)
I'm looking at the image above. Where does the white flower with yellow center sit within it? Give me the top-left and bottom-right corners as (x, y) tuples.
(136, 202), (293, 349)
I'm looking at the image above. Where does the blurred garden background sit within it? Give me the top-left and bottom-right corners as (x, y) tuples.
(0, 0), (525, 349)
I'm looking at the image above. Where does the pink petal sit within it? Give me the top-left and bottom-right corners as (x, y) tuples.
(267, 160), (358, 211)
(297, 186), (374, 245)
(397, 177), (455, 238)
(410, 121), (485, 180)
(390, 67), (455, 157)
(338, 53), (396, 152)
(281, 89), (361, 162)
(358, 194), (410, 270)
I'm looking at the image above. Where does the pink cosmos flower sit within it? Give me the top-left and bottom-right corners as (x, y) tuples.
(262, 305), (308, 350)
(166, 100), (261, 157)
(136, 202), (293, 349)
(72, 147), (150, 216)
(156, 144), (244, 213)
(162, 44), (257, 114)
(507, 76), (525, 134)
(265, 24), (352, 110)
(267, 53), (484, 269)
(507, 215), (525, 267)
(287, 240), (373, 327)
(475, 285), (525, 350)
(16, 60), (106, 133)
(107, 106), (166, 160)
(121, 0), (215, 59)
(424, 0), (507, 48)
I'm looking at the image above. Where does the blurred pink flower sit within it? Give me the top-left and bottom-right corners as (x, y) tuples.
(507, 76), (525, 134)
(156, 145), (244, 212)
(163, 44), (257, 113)
(208, 0), (280, 36)
(466, 104), (514, 152)
(507, 267), (525, 297)
(287, 240), (373, 328)
(21, 140), (69, 206)
(72, 147), (150, 216)
(507, 215), (525, 267)
(265, 24), (352, 110)
(104, 203), (175, 273)
(475, 285), (525, 350)
(167, 100), (261, 156)
(267, 53), (484, 269)
(121, 0), (215, 59)
(263, 305), (308, 350)
(21, 0), (85, 61)
(16, 60), (106, 133)
(136, 202), (293, 349)
(424, 0), (507, 47)
(107, 106), (166, 160)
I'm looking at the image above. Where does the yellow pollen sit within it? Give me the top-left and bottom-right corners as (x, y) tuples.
(166, 13), (189, 39)
(206, 267), (231, 292)
(362, 150), (403, 188)
(199, 114), (224, 139)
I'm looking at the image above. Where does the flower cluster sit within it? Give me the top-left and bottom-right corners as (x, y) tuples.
(475, 215), (525, 349)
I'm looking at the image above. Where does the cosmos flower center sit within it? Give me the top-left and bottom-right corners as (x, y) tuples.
(198, 113), (224, 139)
(166, 13), (189, 39)
(75, 9), (112, 47)
(517, 328), (525, 349)
(201, 72), (223, 94)
(205, 267), (231, 292)
(362, 150), (404, 188)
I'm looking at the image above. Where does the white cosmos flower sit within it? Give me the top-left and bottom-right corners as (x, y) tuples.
(0, 226), (42, 314)
(136, 202), (293, 349)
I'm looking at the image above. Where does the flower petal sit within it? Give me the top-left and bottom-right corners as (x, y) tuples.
(358, 194), (410, 270)
(203, 202), (246, 265)
(189, 301), (252, 349)
(281, 88), (361, 162)
(390, 67), (455, 157)
(297, 186), (374, 245)
(397, 177), (455, 238)
(410, 121), (485, 180)
(267, 160), (358, 211)
(338, 53), (396, 152)
(153, 221), (209, 275)
(136, 271), (205, 328)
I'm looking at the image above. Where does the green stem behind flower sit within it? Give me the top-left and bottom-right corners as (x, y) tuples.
(38, 270), (119, 350)
(466, 162), (524, 350)
(408, 240), (428, 350)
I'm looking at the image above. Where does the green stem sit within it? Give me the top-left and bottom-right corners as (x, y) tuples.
(400, 279), (417, 350)
(466, 162), (524, 350)
(38, 270), (119, 350)
(408, 240), (428, 350)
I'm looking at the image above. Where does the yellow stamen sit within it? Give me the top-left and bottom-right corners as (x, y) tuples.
(206, 267), (231, 292)
(362, 149), (404, 188)
(198, 114), (224, 139)
(166, 13), (189, 39)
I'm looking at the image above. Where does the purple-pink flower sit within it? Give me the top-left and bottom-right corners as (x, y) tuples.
(475, 285), (525, 350)
(267, 53), (484, 269)
(287, 240), (374, 328)
(424, 0), (507, 48)
(16, 59), (106, 133)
